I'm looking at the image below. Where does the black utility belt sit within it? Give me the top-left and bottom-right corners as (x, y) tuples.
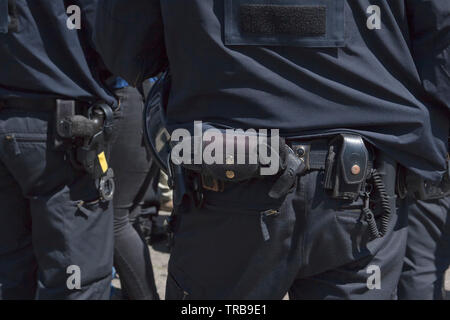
(405, 160), (450, 201)
(288, 134), (374, 201)
(196, 133), (377, 202)
(191, 133), (393, 240)
(0, 97), (89, 112)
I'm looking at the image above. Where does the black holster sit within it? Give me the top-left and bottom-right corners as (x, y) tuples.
(55, 99), (115, 201)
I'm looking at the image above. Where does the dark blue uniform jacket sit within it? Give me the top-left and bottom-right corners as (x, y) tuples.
(0, 0), (115, 106)
(71, 1), (450, 181)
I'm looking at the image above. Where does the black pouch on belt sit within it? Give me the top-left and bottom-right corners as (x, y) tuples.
(325, 134), (370, 201)
(175, 126), (305, 199)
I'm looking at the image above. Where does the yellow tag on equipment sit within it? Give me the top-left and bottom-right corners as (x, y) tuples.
(98, 152), (108, 173)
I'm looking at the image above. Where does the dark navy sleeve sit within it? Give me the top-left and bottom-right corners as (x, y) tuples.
(406, 0), (450, 116)
(93, 0), (167, 86)
(74, 0), (98, 47)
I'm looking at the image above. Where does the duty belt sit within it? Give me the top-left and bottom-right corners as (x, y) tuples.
(189, 133), (394, 240)
(200, 136), (375, 199)
(0, 97), (90, 112)
(288, 138), (372, 173)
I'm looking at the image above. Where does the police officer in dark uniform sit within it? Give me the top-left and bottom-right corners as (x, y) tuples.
(398, 139), (450, 299)
(397, 1), (450, 300)
(94, 0), (449, 299)
(398, 195), (450, 300)
(0, 0), (116, 299)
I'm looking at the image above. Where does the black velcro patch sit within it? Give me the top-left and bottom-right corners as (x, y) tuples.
(240, 5), (326, 36)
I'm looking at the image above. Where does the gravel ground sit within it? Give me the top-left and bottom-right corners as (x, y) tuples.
(114, 211), (450, 300)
